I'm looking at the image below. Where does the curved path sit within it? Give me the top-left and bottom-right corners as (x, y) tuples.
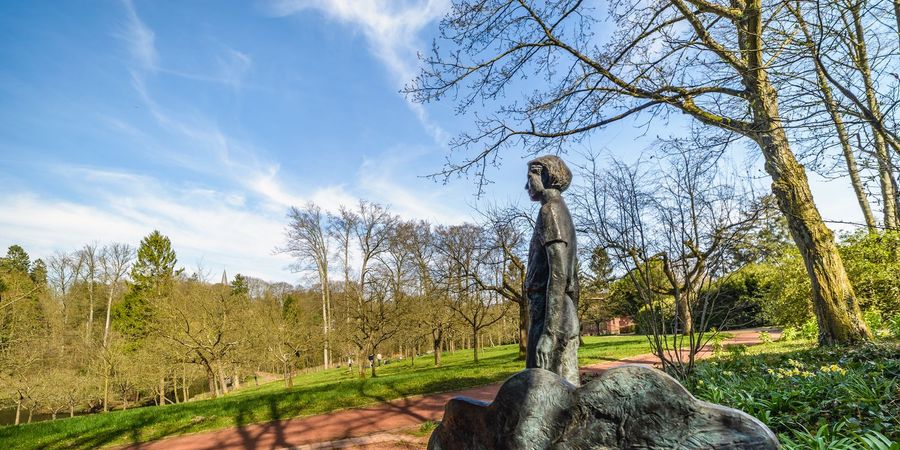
(121, 328), (777, 450)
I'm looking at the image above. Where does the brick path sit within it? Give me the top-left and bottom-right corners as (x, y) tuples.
(121, 328), (778, 450)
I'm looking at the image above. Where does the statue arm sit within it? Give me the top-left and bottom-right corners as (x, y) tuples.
(535, 240), (569, 369)
(543, 240), (568, 337)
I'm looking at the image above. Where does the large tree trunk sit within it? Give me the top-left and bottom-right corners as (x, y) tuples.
(321, 281), (330, 369)
(753, 90), (871, 344)
(217, 363), (229, 395)
(103, 291), (114, 346)
(103, 364), (110, 412)
(14, 396), (21, 426)
(182, 367), (189, 401)
(433, 331), (443, 366)
(741, 4), (871, 344)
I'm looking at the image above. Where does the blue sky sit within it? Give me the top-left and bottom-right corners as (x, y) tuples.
(0, 0), (864, 283)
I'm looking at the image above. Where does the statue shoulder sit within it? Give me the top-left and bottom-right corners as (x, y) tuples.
(539, 198), (571, 245)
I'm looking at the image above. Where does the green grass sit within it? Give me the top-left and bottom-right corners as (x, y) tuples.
(0, 335), (653, 449)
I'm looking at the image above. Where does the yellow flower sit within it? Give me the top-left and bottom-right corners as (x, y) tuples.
(698, 380), (704, 385)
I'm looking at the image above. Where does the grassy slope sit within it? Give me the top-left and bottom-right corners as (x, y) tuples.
(0, 335), (653, 449)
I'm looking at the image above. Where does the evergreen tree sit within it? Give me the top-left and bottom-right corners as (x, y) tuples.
(231, 274), (249, 296)
(131, 230), (179, 295)
(29, 258), (47, 286)
(116, 231), (180, 342)
(2, 245), (31, 274)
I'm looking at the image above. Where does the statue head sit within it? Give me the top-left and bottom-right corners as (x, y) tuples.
(526, 155), (572, 201)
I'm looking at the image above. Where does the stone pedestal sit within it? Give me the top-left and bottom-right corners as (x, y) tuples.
(428, 365), (779, 450)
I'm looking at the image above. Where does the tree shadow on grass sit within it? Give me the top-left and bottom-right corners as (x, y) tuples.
(62, 409), (202, 450)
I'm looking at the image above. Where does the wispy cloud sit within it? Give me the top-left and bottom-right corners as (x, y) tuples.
(266, 0), (450, 143)
(120, 0), (253, 88)
(357, 150), (471, 224)
(120, 0), (158, 69)
(0, 169), (294, 281)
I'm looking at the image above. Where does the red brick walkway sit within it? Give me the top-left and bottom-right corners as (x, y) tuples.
(121, 329), (777, 450)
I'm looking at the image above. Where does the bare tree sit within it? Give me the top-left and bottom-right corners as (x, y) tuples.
(47, 251), (79, 327)
(335, 201), (401, 377)
(477, 205), (532, 359)
(407, 221), (456, 366)
(79, 243), (100, 340)
(575, 145), (761, 376)
(281, 203), (334, 369)
(98, 243), (133, 412)
(407, 0), (871, 344)
(436, 224), (511, 363)
(783, 1), (879, 231)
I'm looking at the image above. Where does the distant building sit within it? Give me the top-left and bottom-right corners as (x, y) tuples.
(582, 316), (635, 335)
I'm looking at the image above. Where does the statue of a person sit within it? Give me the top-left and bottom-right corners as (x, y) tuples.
(524, 155), (580, 385)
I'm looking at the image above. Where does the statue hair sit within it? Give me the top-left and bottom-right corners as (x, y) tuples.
(528, 155), (572, 192)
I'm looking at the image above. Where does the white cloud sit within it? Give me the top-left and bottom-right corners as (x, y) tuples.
(357, 151), (471, 224)
(120, 0), (158, 69)
(10, 0), (474, 284)
(0, 168), (298, 282)
(267, 0), (450, 143)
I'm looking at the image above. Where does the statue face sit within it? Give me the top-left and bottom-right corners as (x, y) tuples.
(526, 164), (545, 201)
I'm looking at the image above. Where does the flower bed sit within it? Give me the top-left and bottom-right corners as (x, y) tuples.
(688, 340), (900, 449)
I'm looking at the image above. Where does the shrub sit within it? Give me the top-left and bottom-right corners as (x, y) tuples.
(781, 326), (799, 341)
(839, 231), (900, 317)
(888, 315), (900, 339)
(758, 331), (773, 344)
(739, 231), (900, 330)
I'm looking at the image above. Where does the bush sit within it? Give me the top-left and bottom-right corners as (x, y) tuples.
(690, 342), (900, 447)
(781, 326), (799, 341)
(701, 269), (767, 329)
(840, 231), (900, 317)
(739, 231), (900, 329)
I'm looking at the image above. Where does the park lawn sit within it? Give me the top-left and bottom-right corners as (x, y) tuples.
(0, 334), (654, 449)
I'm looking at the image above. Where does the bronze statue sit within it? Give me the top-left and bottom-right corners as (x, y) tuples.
(428, 155), (779, 450)
(524, 155), (580, 385)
